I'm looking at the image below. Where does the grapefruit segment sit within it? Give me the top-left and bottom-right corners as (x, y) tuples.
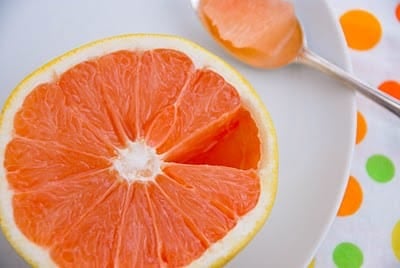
(144, 105), (176, 148)
(50, 184), (127, 268)
(162, 105), (240, 163)
(5, 137), (111, 192)
(12, 170), (117, 247)
(156, 174), (236, 242)
(156, 69), (241, 155)
(147, 183), (206, 267)
(115, 183), (161, 267)
(13, 83), (115, 157)
(59, 60), (124, 148)
(199, 0), (303, 68)
(96, 50), (141, 142)
(200, 0), (296, 49)
(163, 163), (260, 216)
(138, 49), (195, 140)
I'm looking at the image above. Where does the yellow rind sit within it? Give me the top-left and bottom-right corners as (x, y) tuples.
(0, 33), (278, 268)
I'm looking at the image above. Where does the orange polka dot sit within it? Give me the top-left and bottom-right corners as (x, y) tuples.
(355, 111), (367, 144)
(340, 9), (382, 50)
(378, 80), (400, 100)
(337, 176), (363, 217)
(396, 4), (400, 21)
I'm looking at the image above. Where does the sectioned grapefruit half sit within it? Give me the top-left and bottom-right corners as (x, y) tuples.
(0, 34), (278, 267)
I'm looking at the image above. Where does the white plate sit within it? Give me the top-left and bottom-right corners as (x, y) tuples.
(0, 0), (355, 267)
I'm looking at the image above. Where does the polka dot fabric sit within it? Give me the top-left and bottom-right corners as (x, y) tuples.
(311, 0), (400, 267)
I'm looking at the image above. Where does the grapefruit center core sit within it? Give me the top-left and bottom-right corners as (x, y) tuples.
(113, 141), (162, 183)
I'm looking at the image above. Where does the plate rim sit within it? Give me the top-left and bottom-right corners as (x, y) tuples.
(300, 0), (357, 265)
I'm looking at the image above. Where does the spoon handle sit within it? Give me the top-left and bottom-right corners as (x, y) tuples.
(298, 48), (400, 118)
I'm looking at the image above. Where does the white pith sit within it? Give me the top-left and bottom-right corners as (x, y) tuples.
(0, 34), (278, 268)
(113, 141), (162, 183)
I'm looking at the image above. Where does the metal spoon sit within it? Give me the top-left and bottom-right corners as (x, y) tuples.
(190, 0), (400, 117)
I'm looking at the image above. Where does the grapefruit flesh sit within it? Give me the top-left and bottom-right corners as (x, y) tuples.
(199, 0), (303, 68)
(0, 35), (278, 267)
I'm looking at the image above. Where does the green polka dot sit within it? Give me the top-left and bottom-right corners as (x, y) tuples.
(333, 242), (363, 268)
(366, 154), (395, 183)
